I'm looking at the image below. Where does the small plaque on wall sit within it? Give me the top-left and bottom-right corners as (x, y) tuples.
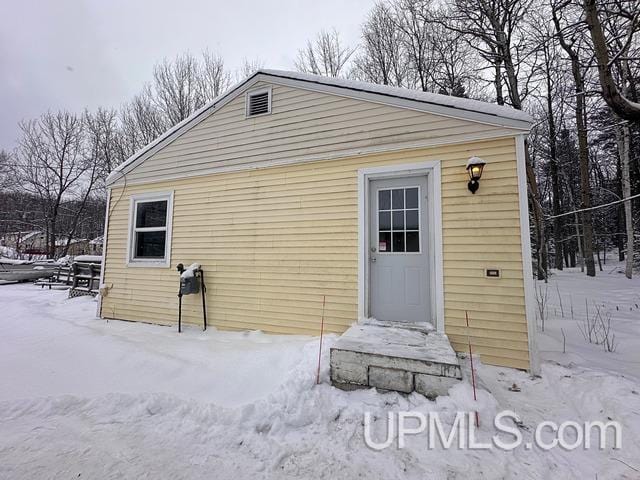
(486, 268), (500, 278)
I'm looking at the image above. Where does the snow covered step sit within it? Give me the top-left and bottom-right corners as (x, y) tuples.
(330, 324), (462, 398)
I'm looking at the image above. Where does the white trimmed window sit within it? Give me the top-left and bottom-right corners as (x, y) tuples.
(127, 192), (173, 267)
(245, 87), (272, 117)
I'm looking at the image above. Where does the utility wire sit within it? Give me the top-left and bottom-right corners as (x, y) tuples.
(546, 193), (640, 219)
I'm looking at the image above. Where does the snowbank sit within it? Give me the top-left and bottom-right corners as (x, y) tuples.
(0, 257), (30, 265)
(0, 262), (639, 478)
(73, 255), (102, 263)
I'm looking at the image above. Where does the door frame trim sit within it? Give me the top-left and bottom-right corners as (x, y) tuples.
(357, 161), (444, 332)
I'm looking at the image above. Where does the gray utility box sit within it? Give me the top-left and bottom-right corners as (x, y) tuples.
(180, 274), (200, 295)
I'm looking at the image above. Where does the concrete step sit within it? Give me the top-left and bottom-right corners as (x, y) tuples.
(330, 324), (462, 398)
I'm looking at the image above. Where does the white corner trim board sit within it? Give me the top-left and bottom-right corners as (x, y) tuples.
(515, 134), (540, 375)
(357, 160), (444, 333)
(97, 188), (111, 318)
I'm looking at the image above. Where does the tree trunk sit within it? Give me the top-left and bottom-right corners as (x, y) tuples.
(618, 235), (625, 262)
(497, 30), (546, 278)
(569, 244), (576, 268)
(562, 173), (585, 272)
(615, 120), (634, 278)
(576, 213), (585, 272)
(553, 9), (596, 276)
(547, 74), (563, 270)
(525, 148), (547, 280)
(583, 0), (640, 121)
(48, 221), (56, 259)
(575, 82), (596, 276)
(493, 59), (504, 105)
(615, 156), (626, 261)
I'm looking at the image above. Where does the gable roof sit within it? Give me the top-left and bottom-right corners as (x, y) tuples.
(262, 70), (533, 124)
(106, 69), (533, 186)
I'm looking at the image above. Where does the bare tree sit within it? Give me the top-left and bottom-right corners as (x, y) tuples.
(295, 29), (356, 77)
(120, 85), (167, 157)
(152, 53), (203, 125)
(428, 14), (482, 97)
(393, 0), (438, 91)
(117, 50), (233, 160)
(615, 117), (634, 277)
(552, 2), (597, 276)
(444, 0), (548, 277)
(446, 0), (535, 106)
(13, 111), (90, 257)
(533, 21), (565, 269)
(236, 58), (265, 81)
(353, 1), (486, 96)
(582, 0), (640, 121)
(196, 50), (232, 102)
(0, 150), (11, 190)
(352, 2), (410, 86)
(61, 128), (101, 257)
(84, 108), (122, 178)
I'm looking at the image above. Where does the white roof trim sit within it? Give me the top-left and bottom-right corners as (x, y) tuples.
(106, 69), (533, 186)
(261, 70), (533, 124)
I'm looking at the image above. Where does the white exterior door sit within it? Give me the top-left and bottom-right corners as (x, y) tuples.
(369, 175), (430, 323)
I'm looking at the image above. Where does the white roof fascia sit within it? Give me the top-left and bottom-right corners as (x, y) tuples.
(261, 70), (533, 128)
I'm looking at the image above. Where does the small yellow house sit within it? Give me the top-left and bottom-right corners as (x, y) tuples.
(99, 70), (537, 372)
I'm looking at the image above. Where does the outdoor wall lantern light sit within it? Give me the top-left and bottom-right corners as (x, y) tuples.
(466, 156), (486, 194)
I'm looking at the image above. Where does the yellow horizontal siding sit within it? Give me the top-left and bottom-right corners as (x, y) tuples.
(102, 136), (530, 370)
(116, 81), (522, 185)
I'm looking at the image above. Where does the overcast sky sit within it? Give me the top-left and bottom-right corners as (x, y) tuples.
(0, 0), (374, 149)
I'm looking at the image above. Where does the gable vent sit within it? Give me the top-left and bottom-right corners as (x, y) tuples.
(247, 89), (271, 117)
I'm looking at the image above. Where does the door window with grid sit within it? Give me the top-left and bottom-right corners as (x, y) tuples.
(377, 187), (420, 253)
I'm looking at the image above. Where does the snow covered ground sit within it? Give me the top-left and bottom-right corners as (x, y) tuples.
(537, 262), (640, 382)
(0, 263), (639, 479)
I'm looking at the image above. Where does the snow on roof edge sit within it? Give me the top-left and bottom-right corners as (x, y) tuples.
(261, 69), (534, 124)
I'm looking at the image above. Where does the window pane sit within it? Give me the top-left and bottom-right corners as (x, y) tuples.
(392, 232), (405, 252)
(378, 232), (391, 252)
(406, 232), (420, 252)
(378, 190), (390, 210)
(406, 209), (419, 230)
(406, 188), (419, 209)
(136, 201), (167, 228)
(135, 231), (166, 258)
(392, 189), (404, 209)
(392, 211), (404, 230)
(379, 211), (391, 230)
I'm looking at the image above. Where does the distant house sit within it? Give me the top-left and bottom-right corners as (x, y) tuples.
(3, 232), (101, 258)
(89, 236), (103, 255)
(100, 70), (537, 371)
(55, 238), (90, 257)
(4, 231), (47, 255)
